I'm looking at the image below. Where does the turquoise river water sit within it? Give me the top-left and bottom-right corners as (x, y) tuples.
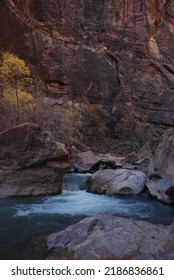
(0, 173), (174, 259)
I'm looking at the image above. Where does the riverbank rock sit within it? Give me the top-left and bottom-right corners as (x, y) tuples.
(47, 215), (174, 260)
(87, 169), (146, 195)
(73, 151), (125, 172)
(0, 122), (71, 196)
(146, 129), (174, 204)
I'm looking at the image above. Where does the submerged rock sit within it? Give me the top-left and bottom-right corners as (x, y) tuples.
(0, 122), (71, 196)
(87, 169), (147, 195)
(146, 128), (174, 204)
(47, 215), (174, 260)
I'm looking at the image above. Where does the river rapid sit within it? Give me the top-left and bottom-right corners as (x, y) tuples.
(0, 173), (174, 259)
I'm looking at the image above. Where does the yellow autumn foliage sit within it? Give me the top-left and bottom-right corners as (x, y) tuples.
(0, 52), (35, 127)
(0, 52), (32, 85)
(1, 88), (35, 112)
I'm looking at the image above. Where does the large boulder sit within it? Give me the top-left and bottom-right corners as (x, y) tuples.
(146, 128), (174, 204)
(47, 215), (174, 260)
(73, 151), (125, 172)
(0, 122), (71, 196)
(87, 169), (146, 195)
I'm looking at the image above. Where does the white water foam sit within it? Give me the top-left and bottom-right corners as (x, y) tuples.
(15, 190), (152, 219)
(12, 173), (174, 224)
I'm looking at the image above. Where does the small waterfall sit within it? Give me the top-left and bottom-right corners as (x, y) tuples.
(61, 173), (91, 191)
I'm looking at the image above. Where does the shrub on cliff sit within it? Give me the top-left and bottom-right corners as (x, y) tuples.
(53, 105), (85, 148)
(53, 100), (109, 151)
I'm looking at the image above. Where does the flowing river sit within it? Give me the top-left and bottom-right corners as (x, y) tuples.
(0, 173), (174, 259)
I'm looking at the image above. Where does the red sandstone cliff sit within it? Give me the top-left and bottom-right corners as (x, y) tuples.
(0, 0), (174, 147)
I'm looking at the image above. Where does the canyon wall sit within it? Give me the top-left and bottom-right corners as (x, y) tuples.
(1, 0), (174, 145)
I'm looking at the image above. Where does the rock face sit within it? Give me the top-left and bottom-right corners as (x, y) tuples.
(47, 215), (174, 260)
(0, 122), (71, 196)
(146, 128), (174, 204)
(0, 1), (174, 142)
(87, 169), (146, 195)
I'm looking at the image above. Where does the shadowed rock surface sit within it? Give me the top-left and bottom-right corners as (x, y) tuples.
(47, 214), (174, 260)
(147, 128), (174, 204)
(1, 1), (174, 143)
(0, 122), (71, 196)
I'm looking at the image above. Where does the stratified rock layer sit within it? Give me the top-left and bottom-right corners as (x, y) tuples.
(0, 122), (71, 196)
(47, 214), (174, 260)
(0, 1), (174, 141)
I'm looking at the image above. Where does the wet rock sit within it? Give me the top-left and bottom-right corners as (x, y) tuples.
(0, 122), (71, 196)
(87, 169), (146, 195)
(146, 128), (174, 204)
(47, 215), (174, 260)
